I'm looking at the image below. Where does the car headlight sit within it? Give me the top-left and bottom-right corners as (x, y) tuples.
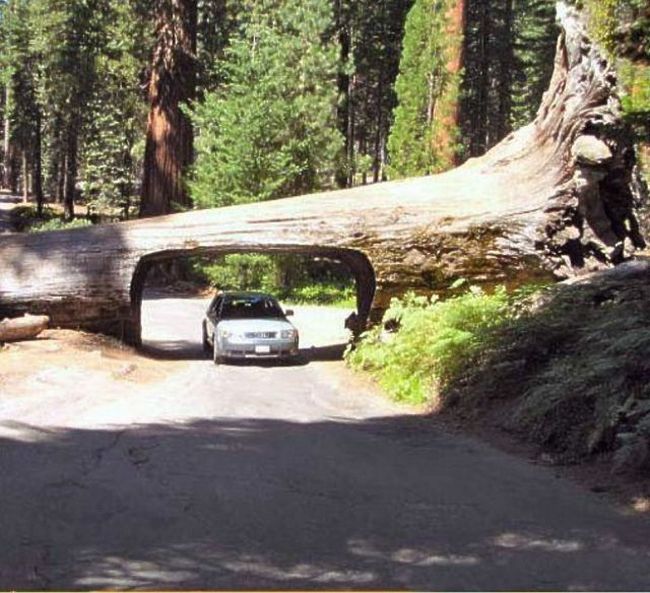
(281, 329), (298, 340)
(219, 328), (233, 338)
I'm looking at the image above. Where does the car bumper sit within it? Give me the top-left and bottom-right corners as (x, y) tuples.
(217, 339), (299, 359)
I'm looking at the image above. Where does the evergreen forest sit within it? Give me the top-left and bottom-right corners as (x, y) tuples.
(4, 0), (629, 221)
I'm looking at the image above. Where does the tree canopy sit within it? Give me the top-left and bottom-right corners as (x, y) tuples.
(3, 0), (639, 223)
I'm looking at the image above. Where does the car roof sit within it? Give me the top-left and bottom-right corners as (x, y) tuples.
(218, 291), (278, 300)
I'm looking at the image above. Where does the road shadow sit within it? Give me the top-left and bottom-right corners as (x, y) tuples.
(142, 288), (206, 301)
(141, 339), (206, 361)
(1, 416), (649, 591)
(140, 341), (349, 366)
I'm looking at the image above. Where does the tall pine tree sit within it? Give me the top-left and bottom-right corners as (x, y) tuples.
(188, 0), (342, 208)
(387, 0), (463, 178)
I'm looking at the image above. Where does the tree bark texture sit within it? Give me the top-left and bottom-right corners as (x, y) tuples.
(21, 151), (29, 203)
(430, 0), (466, 168)
(63, 120), (80, 221)
(32, 111), (44, 217)
(2, 85), (14, 191)
(0, 4), (646, 345)
(140, 0), (197, 217)
(335, 0), (352, 189)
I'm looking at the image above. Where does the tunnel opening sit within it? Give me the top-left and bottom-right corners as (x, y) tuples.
(129, 247), (376, 362)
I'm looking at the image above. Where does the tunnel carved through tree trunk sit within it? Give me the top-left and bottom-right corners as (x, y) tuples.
(0, 3), (647, 345)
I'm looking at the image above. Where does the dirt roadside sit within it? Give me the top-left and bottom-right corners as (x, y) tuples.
(0, 329), (185, 402)
(433, 411), (650, 516)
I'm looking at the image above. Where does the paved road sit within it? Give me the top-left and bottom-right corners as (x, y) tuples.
(0, 193), (20, 233)
(0, 297), (649, 590)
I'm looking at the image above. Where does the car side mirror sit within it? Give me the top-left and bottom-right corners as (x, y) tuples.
(285, 309), (294, 317)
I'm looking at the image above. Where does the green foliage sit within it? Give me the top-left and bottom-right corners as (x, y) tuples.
(460, 0), (558, 157)
(78, 2), (150, 217)
(575, 0), (649, 59)
(334, 0), (413, 185)
(510, 0), (559, 130)
(387, 0), (461, 178)
(286, 283), (355, 306)
(188, 0), (343, 208)
(8, 204), (56, 231)
(578, 0), (649, 185)
(441, 276), (650, 459)
(195, 254), (278, 293)
(191, 253), (356, 306)
(0, 0), (42, 180)
(0, 0), (151, 216)
(620, 61), (650, 120)
(347, 287), (513, 404)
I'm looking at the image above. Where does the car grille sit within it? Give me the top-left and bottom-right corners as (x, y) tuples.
(244, 332), (277, 339)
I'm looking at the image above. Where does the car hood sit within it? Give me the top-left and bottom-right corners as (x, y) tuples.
(217, 318), (295, 334)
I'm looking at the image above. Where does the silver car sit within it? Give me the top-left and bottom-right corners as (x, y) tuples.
(202, 292), (299, 364)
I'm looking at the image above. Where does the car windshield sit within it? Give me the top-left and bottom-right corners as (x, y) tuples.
(220, 295), (285, 320)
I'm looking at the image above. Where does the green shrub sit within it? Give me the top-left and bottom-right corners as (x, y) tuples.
(194, 254), (278, 293)
(191, 254), (356, 306)
(285, 283), (356, 307)
(347, 287), (514, 404)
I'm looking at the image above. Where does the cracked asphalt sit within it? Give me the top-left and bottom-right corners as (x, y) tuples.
(0, 296), (649, 590)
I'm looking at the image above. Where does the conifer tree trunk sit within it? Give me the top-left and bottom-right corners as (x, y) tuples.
(335, 0), (352, 189)
(32, 112), (43, 217)
(347, 76), (356, 187)
(373, 71), (384, 183)
(56, 156), (65, 204)
(429, 0), (466, 168)
(496, 0), (515, 139)
(21, 150), (28, 203)
(476, 0), (491, 153)
(63, 123), (78, 221)
(140, 0), (197, 218)
(2, 86), (15, 192)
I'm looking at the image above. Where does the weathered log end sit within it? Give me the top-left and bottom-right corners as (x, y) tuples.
(0, 314), (50, 343)
(529, 3), (647, 276)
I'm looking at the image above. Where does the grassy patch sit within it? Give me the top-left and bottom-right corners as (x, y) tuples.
(29, 218), (93, 233)
(9, 205), (93, 233)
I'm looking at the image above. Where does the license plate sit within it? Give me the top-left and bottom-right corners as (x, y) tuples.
(255, 345), (271, 354)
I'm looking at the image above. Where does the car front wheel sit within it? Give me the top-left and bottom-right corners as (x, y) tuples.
(202, 321), (211, 356)
(212, 338), (222, 365)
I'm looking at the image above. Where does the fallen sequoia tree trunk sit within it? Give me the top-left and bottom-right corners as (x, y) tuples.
(0, 314), (49, 343)
(0, 3), (647, 345)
